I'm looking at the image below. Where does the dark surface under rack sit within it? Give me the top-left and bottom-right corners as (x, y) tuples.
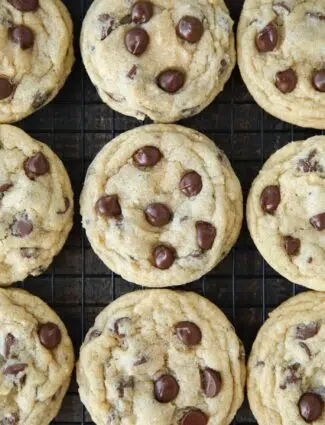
(12, 0), (318, 423)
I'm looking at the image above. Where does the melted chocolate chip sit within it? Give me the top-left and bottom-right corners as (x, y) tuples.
(260, 185), (281, 214)
(99, 14), (114, 41)
(38, 323), (61, 349)
(89, 329), (102, 340)
(299, 342), (312, 358)
(3, 363), (27, 375)
(154, 374), (179, 403)
(24, 152), (49, 179)
(133, 146), (162, 167)
(20, 247), (39, 258)
(131, 1), (153, 24)
(176, 16), (204, 43)
(255, 23), (278, 52)
(310, 213), (325, 231)
(95, 195), (121, 218)
(200, 368), (222, 398)
(117, 377), (134, 398)
(313, 70), (325, 92)
(299, 393), (323, 422)
(11, 216), (33, 238)
(114, 317), (130, 337)
(133, 355), (147, 366)
(152, 245), (175, 269)
(180, 409), (208, 425)
(157, 70), (185, 93)
(296, 323), (319, 340)
(32, 91), (52, 110)
(8, 0), (38, 11)
(144, 203), (172, 227)
(175, 321), (202, 346)
(280, 363), (300, 389)
(275, 68), (297, 93)
(5, 334), (16, 359)
(180, 171), (202, 197)
(297, 149), (322, 173)
(10, 25), (34, 49)
(0, 78), (13, 100)
(57, 197), (70, 214)
(127, 65), (137, 79)
(283, 236), (300, 256)
(0, 183), (12, 193)
(125, 28), (149, 56)
(196, 222), (216, 250)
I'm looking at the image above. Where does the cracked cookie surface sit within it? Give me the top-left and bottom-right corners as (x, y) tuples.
(238, 0), (325, 129)
(80, 124), (243, 287)
(77, 289), (246, 425)
(80, 0), (235, 123)
(248, 291), (325, 425)
(0, 124), (73, 286)
(247, 136), (325, 291)
(0, 0), (74, 123)
(0, 287), (74, 425)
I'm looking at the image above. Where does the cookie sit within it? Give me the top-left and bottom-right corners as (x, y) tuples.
(0, 124), (74, 286)
(80, 0), (235, 123)
(248, 291), (325, 425)
(238, 0), (325, 129)
(247, 136), (325, 291)
(0, 0), (74, 123)
(0, 287), (74, 425)
(77, 289), (246, 425)
(80, 124), (243, 287)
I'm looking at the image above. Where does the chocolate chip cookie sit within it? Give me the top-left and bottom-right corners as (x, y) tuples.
(80, 124), (243, 287)
(0, 287), (74, 425)
(238, 0), (325, 129)
(247, 136), (325, 291)
(248, 291), (325, 425)
(0, 0), (74, 123)
(77, 290), (246, 425)
(0, 125), (73, 286)
(80, 0), (235, 123)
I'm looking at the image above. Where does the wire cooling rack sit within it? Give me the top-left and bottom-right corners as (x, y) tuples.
(12, 0), (320, 423)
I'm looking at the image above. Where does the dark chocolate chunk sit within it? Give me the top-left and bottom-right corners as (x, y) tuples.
(175, 321), (202, 346)
(152, 245), (175, 269)
(11, 216), (33, 238)
(310, 213), (325, 231)
(275, 68), (297, 93)
(297, 149), (322, 173)
(283, 236), (300, 256)
(120, 14), (132, 24)
(3, 363), (27, 375)
(180, 409), (208, 425)
(196, 221), (216, 250)
(200, 368), (222, 398)
(127, 65), (137, 80)
(144, 203), (172, 227)
(299, 342), (312, 358)
(117, 377), (134, 398)
(313, 70), (325, 92)
(10, 25), (34, 49)
(0, 78), (13, 100)
(296, 323), (319, 340)
(38, 323), (62, 349)
(95, 195), (121, 218)
(133, 146), (162, 167)
(260, 185), (281, 214)
(24, 152), (49, 179)
(179, 171), (202, 197)
(157, 70), (185, 93)
(4, 334), (16, 358)
(176, 16), (204, 43)
(255, 23), (278, 52)
(131, 1), (153, 24)
(114, 317), (131, 337)
(154, 374), (179, 403)
(99, 14), (114, 41)
(0, 183), (12, 193)
(299, 393), (323, 422)
(125, 28), (149, 56)
(8, 0), (38, 11)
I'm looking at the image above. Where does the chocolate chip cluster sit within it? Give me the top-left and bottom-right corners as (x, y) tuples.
(94, 145), (217, 270)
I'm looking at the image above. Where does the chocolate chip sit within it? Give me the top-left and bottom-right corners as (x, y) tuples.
(176, 16), (204, 43)
(296, 323), (319, 340)
(196, 221), (216, 250)
(0, 183), (12, 193)
(89, 329), (102, 340)
(117, 377), (134, 398)
(200, 368), (222, 398)
(310, 213), (325, 231)
(255, 23), (277, 52)
(38, 323), (62, 349)
(32, 91), (52, 110)
(95, 195), (121, 218)
(297, 149), (322, 173)
(0, 78), (13, 100)
(152, 245), (175, 269)
(127, 65), (137, 80)
(180, 409), (208, 425)
(57, 197), (70, 214)
(275, 68), (297, 93)
(24, 152), (49, 179)
(313, 70), (325, 92)
(154, 374), (179, 403)
(273, 2), (291, 14)
(120, 14), (132, 24)
(285, 363), (300, 385)
(3, 363), (27, 375)
(157, 70), (185, 93)
(175, 321), (202, 346)
(131, 1), (153, 24)
(8, 0), (38, 11)
(299, 342), (312, 358)
(283, 236), (300, 256)
(4, 334), (15, 359)
(125, 28), (149, 56)
(144, 203), (172, 227)
(133, 146), (162, 167)
(299, 393), (323, 422)
(0, 413), (19, 425)
(133, 355), (147, 366)
(306, 12), (325, 21)
(20, 247), (39, 258)
(11, 216), (33, 238)
(219, 59), (228, 75)
(99, 14), (114, 41)
(114, 317), (130, 337)
(260, 185), (281, 214)
(10, 25), (34, 49)
(180, 171), (202, 197)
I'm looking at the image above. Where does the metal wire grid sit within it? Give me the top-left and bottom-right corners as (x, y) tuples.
(10, 0), (320, 423)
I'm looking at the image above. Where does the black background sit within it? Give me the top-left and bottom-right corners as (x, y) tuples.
(12, 0), (319, 423)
